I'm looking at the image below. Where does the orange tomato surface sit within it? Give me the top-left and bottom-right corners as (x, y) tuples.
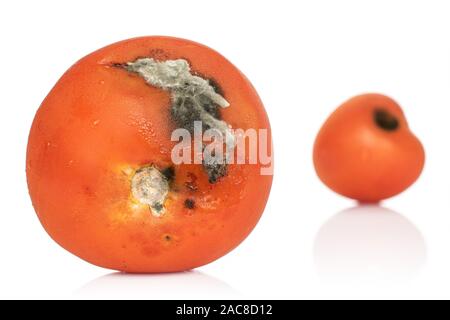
(313, 94), (424, 202)
(26, 36), (273, 273)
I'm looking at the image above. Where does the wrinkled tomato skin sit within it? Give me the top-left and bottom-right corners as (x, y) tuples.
(313, 94), (424, 203)
(26, 37), (273, 273)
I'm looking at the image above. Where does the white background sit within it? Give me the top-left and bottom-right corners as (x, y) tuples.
(1, 0), (450, 300)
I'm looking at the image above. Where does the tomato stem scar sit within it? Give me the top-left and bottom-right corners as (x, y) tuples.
(374, 108), (399, 131)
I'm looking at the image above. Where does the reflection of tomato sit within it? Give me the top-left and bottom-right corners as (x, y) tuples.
(313, 94), (425, 202)
(26, 36), (272, 273)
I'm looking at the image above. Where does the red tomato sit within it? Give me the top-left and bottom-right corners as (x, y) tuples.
(313, 93), (424, 202)
(27, 37), (273, 272)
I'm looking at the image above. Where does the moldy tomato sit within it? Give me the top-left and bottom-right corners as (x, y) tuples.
(26, 36), (273, 273)
(313, 93), (424, 203)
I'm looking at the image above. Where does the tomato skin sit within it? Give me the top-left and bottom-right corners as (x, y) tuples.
(26, 37), (272, 273)
(313, 94), (424, 202)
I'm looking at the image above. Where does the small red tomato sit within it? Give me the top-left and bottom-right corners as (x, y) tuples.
(27, 37), (273, 272)
(313, 93), (425, 202)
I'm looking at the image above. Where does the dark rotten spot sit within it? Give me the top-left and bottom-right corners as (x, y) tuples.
(184, 198), (195, 209)
(161, 166), (175, 182)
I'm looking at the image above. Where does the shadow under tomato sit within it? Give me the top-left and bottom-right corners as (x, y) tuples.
(314, 205), (427, 283)
(76, 270), (238, 299)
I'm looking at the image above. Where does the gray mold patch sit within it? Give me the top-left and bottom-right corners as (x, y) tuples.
(124, 58), (235, 183)
(125, 59), (229, 107)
